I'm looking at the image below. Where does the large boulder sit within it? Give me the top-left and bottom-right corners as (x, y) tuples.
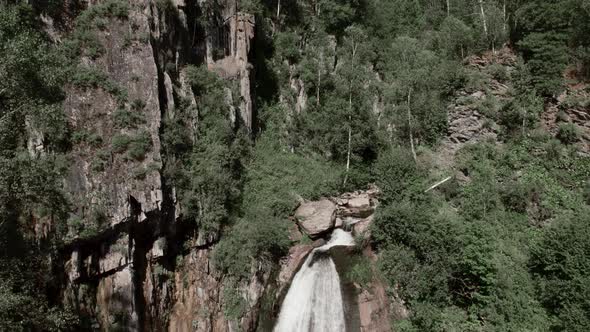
(294, 199), (336, 238)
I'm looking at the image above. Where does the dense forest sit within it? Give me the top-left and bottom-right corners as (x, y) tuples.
(1, 0), (589, 331)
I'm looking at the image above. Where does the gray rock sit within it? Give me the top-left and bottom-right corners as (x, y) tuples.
(294, 199), (336, 238)
(339, 194), (374, 218)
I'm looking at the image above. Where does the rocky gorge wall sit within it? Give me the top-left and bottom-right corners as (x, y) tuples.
(40, 0), (265, 330)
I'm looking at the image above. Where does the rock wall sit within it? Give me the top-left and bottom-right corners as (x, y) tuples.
(206, 2), (255, 130)
(48, 0), (264, 331)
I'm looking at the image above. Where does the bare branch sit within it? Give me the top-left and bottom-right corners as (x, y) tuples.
(424, 176), (453, 193)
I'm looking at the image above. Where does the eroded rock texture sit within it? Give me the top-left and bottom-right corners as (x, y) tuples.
(53, 0), (264, 330)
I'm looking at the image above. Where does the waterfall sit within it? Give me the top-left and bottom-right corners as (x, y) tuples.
(274, 229), (355, 332)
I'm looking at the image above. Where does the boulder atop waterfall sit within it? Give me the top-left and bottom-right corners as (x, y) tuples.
(294, 199), (336, 238)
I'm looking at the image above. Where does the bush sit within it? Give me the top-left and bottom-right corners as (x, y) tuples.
(90, 149), (110, 172)
(486, 63), (510, 82)
(501, 181), (533, 213)
(70, 67), (128, 103)
(130, 99), (146, 111)
(111, 134), (131, 153)
(113, 108), (145, 129)
(127, 131), (152, 160)
(499, 91), (543, 135)
(76, 0), (129, 29)
(530, 210), (590, 331)
(213, 134), (339, 278)
(557, 123), (580, 144)
(344, 255), (373, 288)
(373, 147), (421, 202)
(71, 130), (102, 147)
(275, 32), (301, 63)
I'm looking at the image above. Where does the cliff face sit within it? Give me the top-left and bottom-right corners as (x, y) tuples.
(50, 0), (264, 330)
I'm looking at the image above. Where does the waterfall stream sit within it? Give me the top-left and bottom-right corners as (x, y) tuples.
(274, 229), (355, 332)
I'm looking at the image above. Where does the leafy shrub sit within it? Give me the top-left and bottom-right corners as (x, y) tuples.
(344, 255), (373, 288)
(127, 131), (152, 160)
(112, 131), (152, 160)
(111, 134), (131, 153)
(113, 108), (145, 128)
(501, 181), (532, 213)
(499, 91), (543, 135)
(486, 63), (510, 82)
(556, 110), (569, 122)
(222, 285), (247, 319)
(130, 99), (146, 111)
(275, 32), (301, 63)
(62, 0), (129, 60)
(71, 130), (102, 147)
(91, 149), (110, 172)
(531, 210), (590, 331)
(70, 67), (128, 103)
(76, 0), (129, 29)
(476, 94), (500, 119)
(156, 0), (176, 15)
(373, 147), (422, 202)
(213, 134), (339, 278)
(557, 123), (580, 144)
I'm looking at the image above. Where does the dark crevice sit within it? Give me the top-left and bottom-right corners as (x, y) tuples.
(129, 207), (147, 332)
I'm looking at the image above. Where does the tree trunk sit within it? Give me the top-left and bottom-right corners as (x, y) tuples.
(503, 0), (507, 33)
(276, 0), (281, 20)
(407, 89), (417, 163)
(343, 91), (352, 186)
(446, 0), (450, 16)
(479, 0), (488, 36)
(343, 36), (358, 186)
(317, 53), (322, 106)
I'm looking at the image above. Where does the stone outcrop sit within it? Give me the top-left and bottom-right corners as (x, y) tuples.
(357, 247), (409, 331)
(543, 84), (590, 153)
(358, 282), (391, 332)
(166, 248), (272, 332)
(439, 47), (517, 157)
(276, 244), (314, 296)
(207, 5), (255, 130)
(337, 191), (377, 218)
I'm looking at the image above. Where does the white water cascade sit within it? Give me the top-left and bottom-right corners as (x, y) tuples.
(274, 229), (355, 332)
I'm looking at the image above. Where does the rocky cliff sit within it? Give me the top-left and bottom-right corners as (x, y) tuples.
(41, 0), (264, 330)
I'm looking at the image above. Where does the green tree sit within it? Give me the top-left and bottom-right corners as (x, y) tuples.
(513, 0), (570, 96)
(0, 3), (76, 330)
(439, 15), (474, 58)
(531, 209), (590, 331)
(382, 36), (447, 150)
